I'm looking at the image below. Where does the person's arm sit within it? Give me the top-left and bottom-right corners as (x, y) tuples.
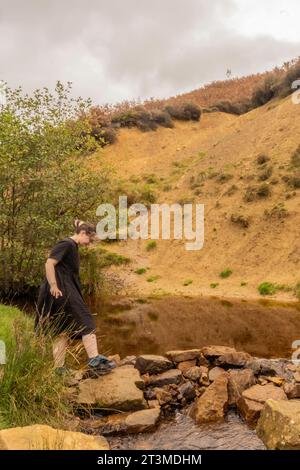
(45, 258), (63, 298)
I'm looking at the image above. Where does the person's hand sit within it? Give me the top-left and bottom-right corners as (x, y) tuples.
(50, 283), (63, 298)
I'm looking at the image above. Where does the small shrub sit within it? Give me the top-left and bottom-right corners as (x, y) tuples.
(230, 214), (250, 228)
(216, 173), (233, 184)
(258, 282), (277, 295)
(135, 268), (147, 275)
(244, 186), (257, 202)
(183, 279), (193, 286)
(146, 240), (157, 251)
(257, 154), (270, 165)
(210, 282), (219, 288)
(147, 275), (160, 282)
(291, 145), (300, 167)
(258, 166), (273, 181)
(164, 102), (201, 121)
(220, 268), (233, 279)
(151, 110), (174, 128)
(264, 203), (288, 219)
(257, 183), (271, 198)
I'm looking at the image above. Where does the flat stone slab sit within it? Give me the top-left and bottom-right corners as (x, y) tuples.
(165, 349), (203, 363)
(77, 366), (147, 411)
(135, 355), (173, 374)
(148, 369), (182, 387)
(0, 424), (109, 450)
(202, 345), (236, 358)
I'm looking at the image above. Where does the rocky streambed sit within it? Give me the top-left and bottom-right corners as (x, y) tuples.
(2, 345), (300, 450)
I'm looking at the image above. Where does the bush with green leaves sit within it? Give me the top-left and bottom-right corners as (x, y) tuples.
(0, 82), (112, 296)
(220, 268), (233, 278)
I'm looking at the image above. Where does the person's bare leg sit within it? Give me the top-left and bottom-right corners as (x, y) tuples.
(82, 333), (99, 359)
(52, 334), (69, 368)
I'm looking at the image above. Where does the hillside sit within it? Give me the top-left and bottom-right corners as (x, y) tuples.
(89, 93), (300, 301)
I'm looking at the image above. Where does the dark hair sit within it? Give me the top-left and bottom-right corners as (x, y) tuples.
(74, 218), (96, 235)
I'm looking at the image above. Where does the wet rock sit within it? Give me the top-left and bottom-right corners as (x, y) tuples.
(283, 382), (300, 399)
(148, 369), (182, 388)
(81, 409), (160, 436)
(147, 400), (160, 409)
(228, 368), (256, 406)
(77, 366), (147, 411)
(154, 388), (173, 406)
(208, 367), (226, 382)
(294, 371), (300, 382)
(177, 360), (197, 371)
(246, 358), (291, 379)
(178, 381), (196, 402)
(256, 399), (300, 450)
(165, 349), (203, 363)
(190, 373), (228, 423)
(201, 345), (236, 359)
(119, 355), (136, 367)
(135, 355), (173, 375)
(216, 351), (251, 367)
(183, 366), (202, 382)
(0, 424), (109, 450)
(237, 383), (287, 425)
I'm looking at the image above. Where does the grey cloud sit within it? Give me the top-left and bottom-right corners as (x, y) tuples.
(0, 0), (299, 104)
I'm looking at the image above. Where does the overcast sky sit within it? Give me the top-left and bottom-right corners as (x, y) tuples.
(1, 0), (300, 105)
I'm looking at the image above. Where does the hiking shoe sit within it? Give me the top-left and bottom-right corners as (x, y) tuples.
(88, 354), (116, 371)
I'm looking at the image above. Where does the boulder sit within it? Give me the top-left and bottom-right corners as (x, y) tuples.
(237, 383), (287, 424)
(228, 368), (256, 405)
(283, 382), (300, 399)
(177, 360), (197, 371)
(0, 424), (109, 450)
(256, 399), (300, 449)
(81, 408), (160, 436)
(148, 369), (182, 388)
(246, 358), (292, 379)
(208, 367), (226, 382)
(165, 349), (203, 363)
(77, 366), (147, 411)
(183, 366), (202, 382)
(178, 381), (196, 401)
(190, 373), (228, 423)
(216, 351), (251, 367)
(135, 355), (173, 374)
(202, 345), (236, 359)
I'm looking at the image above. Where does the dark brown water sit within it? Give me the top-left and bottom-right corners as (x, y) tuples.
(90, 295), (300, 359)
(108, 410), (265, 450)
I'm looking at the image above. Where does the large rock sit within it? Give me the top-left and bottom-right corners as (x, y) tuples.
(202, 345), (236, 359)
(237, 383), (287, 424)
(77, 366), (147, 411)
(148, 369), (182, 387)
(283, 382), (300, 399)
(190, 373), (228, 423)
(165, 349), (203, 363)
(216, 351), (251, 367)
(0, 424), (109, 450)
(246, 358), (292, 379)
(177, 360), (197, 371)
(81, 408), (160, 436)
(256, 399), (300, 450)
(183, 366), (202, 382)
(228, 368), (256, 405)
(135, 355), (173, 374)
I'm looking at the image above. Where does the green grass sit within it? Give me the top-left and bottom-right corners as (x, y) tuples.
(0, 304), (71, 430)
(146, 240), (157, 251)
(134, 267), (147, 275)
(210, 283), (219, 289)
(146, 275), (160, 282)
(183, 279), (193, 286)
(257, 282), (293, 296)
(219, 268), (233, 279)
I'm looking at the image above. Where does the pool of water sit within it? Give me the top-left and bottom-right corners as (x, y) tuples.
(89, 295), (300, 359)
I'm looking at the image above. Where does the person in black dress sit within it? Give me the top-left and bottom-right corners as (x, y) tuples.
(36, 219), (116, 373)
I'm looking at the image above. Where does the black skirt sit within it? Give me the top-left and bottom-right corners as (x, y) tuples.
(36, 238), (96, 338)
